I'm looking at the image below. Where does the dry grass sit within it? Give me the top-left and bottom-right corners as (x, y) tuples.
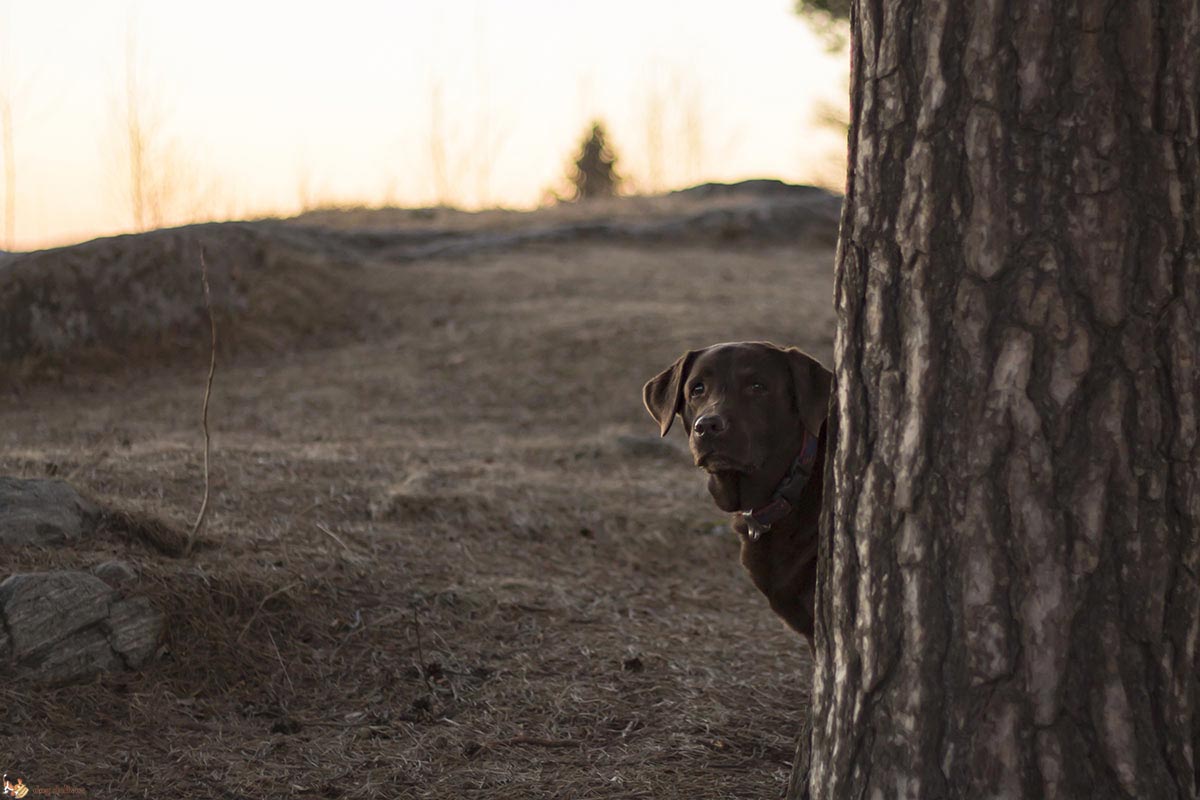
(0, 215), (835, 798)
(285, 190), (767, 234)
(0, 225), (371, 387)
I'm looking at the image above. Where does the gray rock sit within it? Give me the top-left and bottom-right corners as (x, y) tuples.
(106, 596), (163, 668)
(34, 626), (123, 684)
(0, 571), (164, 683)
(92, 559), (139, 587)
(0, 572), (114, 659)
(0, 477), (100, 546)
(671, 179), (830, 200)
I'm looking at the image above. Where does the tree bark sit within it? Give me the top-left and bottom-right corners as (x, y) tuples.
(796, 1), (1200, 798)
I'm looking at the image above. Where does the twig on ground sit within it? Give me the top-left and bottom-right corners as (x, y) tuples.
(267, 629), (295, 694)
(185, 246), (217, 558)
(412, 607), (436, 696)
(237, 581), (301, 643)
(314, 521), (353, 554)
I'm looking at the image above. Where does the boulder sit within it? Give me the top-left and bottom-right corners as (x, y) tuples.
(0, 571), (164, 683)
(105, 596), (162, 668)
(91, 559), (139, 588)
(0, 477), (100, 546)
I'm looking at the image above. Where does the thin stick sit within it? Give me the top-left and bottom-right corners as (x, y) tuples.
(237, 581), (301, 643)
(314, 521), (352, 554)
(185, 246), (216, 557)
(412, 607), (436, 695)
(267, 629), (294, 694)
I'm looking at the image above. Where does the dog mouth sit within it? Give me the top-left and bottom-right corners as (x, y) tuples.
(702, 464), (745, 513)
(695, 452), (752, 474)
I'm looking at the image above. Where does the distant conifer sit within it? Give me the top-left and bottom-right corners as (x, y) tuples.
(569, 121), (621, 200)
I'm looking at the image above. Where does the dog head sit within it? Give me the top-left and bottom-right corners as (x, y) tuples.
(643, 342), (831, 513)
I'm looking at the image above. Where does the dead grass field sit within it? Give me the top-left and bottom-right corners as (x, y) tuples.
(0, 201), (836, 798)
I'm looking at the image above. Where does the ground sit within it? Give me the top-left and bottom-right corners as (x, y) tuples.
(0, 199), (836, 799)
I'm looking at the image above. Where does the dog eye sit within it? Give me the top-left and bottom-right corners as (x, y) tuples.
(689, 382), (705, 397)
(750, 381), (767, 393)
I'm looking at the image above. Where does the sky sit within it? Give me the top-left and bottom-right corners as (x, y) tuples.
(0, 0), (848, 251)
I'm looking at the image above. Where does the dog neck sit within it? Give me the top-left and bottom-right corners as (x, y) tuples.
(740, 427), (820, 541)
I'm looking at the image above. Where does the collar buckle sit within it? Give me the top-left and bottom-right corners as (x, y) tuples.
(743, 512), (771, 541)
(739, 428), (819, 542)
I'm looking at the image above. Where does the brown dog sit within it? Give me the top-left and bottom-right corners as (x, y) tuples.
(643, 342), (832, 646)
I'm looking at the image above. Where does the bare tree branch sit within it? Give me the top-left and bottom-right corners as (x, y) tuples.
(185, 246), (216, 557)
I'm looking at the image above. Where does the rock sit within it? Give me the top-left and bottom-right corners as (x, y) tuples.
(92, 559), (139, 588)
(0, 571), (164, 683)
(0, 572), (114, 660)
(0, 224), (361, 381)
(0, 477), (100, 546)
(33, 626), (123, 684)
(671, 179), (831, 200)
(106, 596), (163, 668)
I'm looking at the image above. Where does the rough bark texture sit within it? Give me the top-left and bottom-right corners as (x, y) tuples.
(798, 1), (1200, 798)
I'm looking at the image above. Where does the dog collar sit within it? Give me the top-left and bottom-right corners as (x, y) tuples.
(741, 428), (820, 542)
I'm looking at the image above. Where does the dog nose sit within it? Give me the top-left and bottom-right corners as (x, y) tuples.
(693, 414), (727, 437)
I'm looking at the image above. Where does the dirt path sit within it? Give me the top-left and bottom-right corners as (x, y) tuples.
(0, 238), (835, 798)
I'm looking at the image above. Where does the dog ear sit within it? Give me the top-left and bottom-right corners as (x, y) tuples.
(783, 347), (833, 437)
(643, 350), (699, 437)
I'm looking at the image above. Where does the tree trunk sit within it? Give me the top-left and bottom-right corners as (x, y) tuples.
(795, 1), (1200, 798)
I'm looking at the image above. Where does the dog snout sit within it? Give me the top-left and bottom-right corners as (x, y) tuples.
(693, 413), (728, 438)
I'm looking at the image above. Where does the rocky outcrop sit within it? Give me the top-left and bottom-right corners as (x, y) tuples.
(0, 182), (841, 376)
(0, 477), (100, 546)
(0, 223), (361, 375)
(0, 571), (163, 683)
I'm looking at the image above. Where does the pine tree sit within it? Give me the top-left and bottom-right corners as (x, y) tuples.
(793, 1), (1200, 797)
(569, 121), (621, 201)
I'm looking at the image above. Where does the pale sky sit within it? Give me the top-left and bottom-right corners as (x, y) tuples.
(0, 0), (848, 251)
